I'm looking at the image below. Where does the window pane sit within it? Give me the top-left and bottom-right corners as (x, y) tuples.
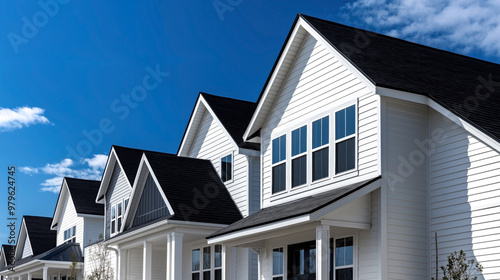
(292, 126), (307, 156)
(203, 247), (211, 269)
(125, 199), (129, 211)
(346, 105), (355, 136)
(313, 116), (329, 149)
(117, 217), (122, 231)
(288, 241), (316, 278)
(221, 155), (232, 182)
(272, 137), (280, 164)
(336, 138), (355, 173)
(192, 249), (200, 271)
(292, 155), (307, 187)
(111, 206), (116, 219)
(72, 226), (76, 237)
(214, 269), (222, 280)
(203, 271), (211, 280)
(335, 237), (354, 267)
(111, 221), (115, 234)
(336, 109), (346, 140)
(272, 163), (286, 193)
(118, 202), (122, 216)
(192, 273), (200, 280)
(279, 135), (286, 162)
(313, 147), (329, 181)
(273, 278), (283, 280)
(335, 268), (353, 280)
(273, 248), (283, 275)
(214, 245), (222, 268)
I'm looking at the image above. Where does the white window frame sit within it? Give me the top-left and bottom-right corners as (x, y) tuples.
(63, 225), (76, 243)
(110, 198), (129, 236)
(333, 102), (358, 176)
(272, 246), (285, 280)
(332, 234), (357, 280)
(192, 244), (223, 280)
(311, 114), (331, 183)
(220, 152), (234, 183)
(271, 133), (287, 194)
(291, 125), (308, 188)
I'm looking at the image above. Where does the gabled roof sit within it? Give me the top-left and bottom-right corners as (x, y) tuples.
(208, 176), (380, 239)
(51, 178), (103, 229)
(246, 13), (500, 143)
(96, 145), (156, 203)
(178, 92), (259, 156)
(1, 245), (15, 266)
(21, 216), (56, 256)
(122, 150), (242, 231)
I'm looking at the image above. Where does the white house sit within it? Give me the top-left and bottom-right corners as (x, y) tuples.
(206, 14), (500, 280)
(90, 145), (244, 280)
(0, 245), (15, 280)
(0, 177), (103, 280)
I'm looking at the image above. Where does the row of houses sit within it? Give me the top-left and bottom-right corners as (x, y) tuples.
(2, 13), (500, 280)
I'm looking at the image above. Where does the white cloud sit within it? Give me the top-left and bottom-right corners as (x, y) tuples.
(0, 107), (50, 131)
(341, 0), (500, 56)
(20, 154), (108, 193)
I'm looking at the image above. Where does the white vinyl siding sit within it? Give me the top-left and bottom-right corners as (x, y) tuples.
(21, 234), (32, 258)
(83, 217), (104, 248)
(187, 110), (248, 216)
(384, 98), (429, 279)
(358, 189), (380, 280)
(57, 194), (84, 247)
(128, 248), (143, 279)
(261, 33), (379, 207)
(105, 162), (131, 239)
(429, 108), (500, 279)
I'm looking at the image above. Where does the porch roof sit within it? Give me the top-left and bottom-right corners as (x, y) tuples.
(207, 176), (381, 239)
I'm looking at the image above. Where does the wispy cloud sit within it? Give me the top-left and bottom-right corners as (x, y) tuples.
(0, 107), (50, 131)
(341, 0), (500, 56)
(21, 154), (108, 193)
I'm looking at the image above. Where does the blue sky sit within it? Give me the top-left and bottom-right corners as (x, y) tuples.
(1, 0), (499, 244)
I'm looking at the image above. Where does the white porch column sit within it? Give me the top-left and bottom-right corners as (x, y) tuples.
(170, 232), (183, 280)
(316, 225), (330, 280)
(143, 241), (153, 280)
(118, 248), (128, 280)
(42, 267), (48, 280)
(27, 273), (32, 280)
(221, 245), (230, 280)
(166, 234), (171, 280)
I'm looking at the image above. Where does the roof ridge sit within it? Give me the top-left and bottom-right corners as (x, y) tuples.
(64, 177), (100, 182)
(300, 14), (500, 67)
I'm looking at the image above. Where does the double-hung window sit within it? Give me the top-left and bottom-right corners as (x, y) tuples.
(192, 245), (222, 280)
(291, 125), (307, 187)
(331, 237), (354, 280)
(63, 226), (76, 243)
(335, 105), (356, 174)
(312, 116), (329, 181)
(273, 247), (284, 280)
(111, 199), (127, 235)
(220, 154), (232, 182)
(272, 134), (286, 193)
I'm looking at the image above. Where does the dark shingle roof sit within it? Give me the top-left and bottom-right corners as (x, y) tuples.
(300, 14), (500, 142)
(1, 245), (15, 265)
(200, 92), (259, 149)
(65, 178), (103, 215)
(23, 216), (56, 256)
(144, 151), (243, 225)
(208, 177), (381, 239)
(112, 145), (147, 185)
(8, 243), (82, 269)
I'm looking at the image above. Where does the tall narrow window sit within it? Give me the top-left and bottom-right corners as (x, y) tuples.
(335, 105), (356, 174)
(117, 202), (123, 232)
(203, 246), (211, 280)
(273, 248), (284, 280)
(272, 134), (286, 193)
(331, 237), (354, 280)
(292, 125), (307, 187)
(214, 245), (222, 280)
(312, 116), (329, 181)
(192, 249), (200, 280)
(288, 241), (316, 279)
(111, 205), (116, 234)
(221, 154), (233, 182)
(64, 226), (76, 243)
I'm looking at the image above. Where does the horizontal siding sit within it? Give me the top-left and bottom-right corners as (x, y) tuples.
(83, 217), (104, 249)
(105, 162), (131, 239)
(429, 108), (500, 279)
(358, 189), (380, 280)
(385, 98), (429, 279)
(188, 110), (248, 216)
(57, 194), (84, 248)
(261, 33), (378, 206)
(22, 234), (32, 258)
(129, 248), (143, 280)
